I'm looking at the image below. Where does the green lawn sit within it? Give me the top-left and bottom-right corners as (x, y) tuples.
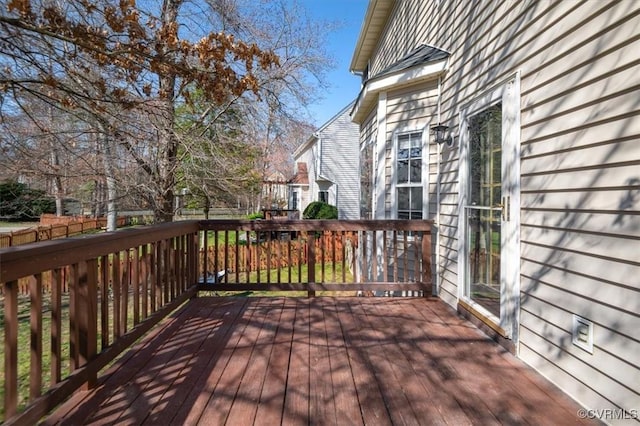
(202, 261), (355, 297)
(0, 294), (72, 417)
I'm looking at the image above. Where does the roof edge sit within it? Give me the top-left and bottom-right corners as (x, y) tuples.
(294, 100), (356, 158)
(350, 0), (396, 72)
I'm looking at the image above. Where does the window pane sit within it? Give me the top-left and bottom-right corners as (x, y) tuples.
(469, 103), (502, 207)
(410, 187), (423, 210)
(397, 131), (423, 220)
(410, 211), (423, 220)
(398, 135), (410, 160)
(398, 147), (409, 160)
(410, 159), (421, 183)
(398, 160), (408, 183)
(398, 134), (410, 148)
(398, 187), (409, 210)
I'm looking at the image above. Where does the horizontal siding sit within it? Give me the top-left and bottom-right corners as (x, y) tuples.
(362, 0), (640, 418)
(519, 323), (639, 418)
(360, 111), (377, 220)
(522, 109), (640, 154)
(382, 81), (440, 220)
(521, 262), (640, 333)
(319, 108), (361, 220)
(521, 164), (640, 191)
(521, 209), (639, 240)
(522, 189), (640, 212)
(521, 224), (639, 265)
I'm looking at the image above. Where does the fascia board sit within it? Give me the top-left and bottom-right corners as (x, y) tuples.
(351, 58), (448, 124)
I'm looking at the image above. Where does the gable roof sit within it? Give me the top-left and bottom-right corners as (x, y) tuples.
(294, 100), (356, 158)
(351, 44), (450, 123)
(375, 44), (449, 78)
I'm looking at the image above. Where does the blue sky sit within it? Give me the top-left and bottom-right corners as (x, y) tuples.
(299, 0), (369, 126)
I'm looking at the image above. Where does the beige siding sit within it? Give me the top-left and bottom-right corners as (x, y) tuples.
(359, 0), (640, 418)
(360, 110), (377, 219)
(382, 81), (439, 219)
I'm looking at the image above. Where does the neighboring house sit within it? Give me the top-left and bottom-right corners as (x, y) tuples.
(289, 102), (360, 219)
(350, 0), (639, 421)
(261, 170), (288, 209)
(288, 162), (309, 214)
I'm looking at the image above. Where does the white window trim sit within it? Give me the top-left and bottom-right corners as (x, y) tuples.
(352, 58), (448, 123)
(457, 71), (521, 340)
(391, 125), (429, 220)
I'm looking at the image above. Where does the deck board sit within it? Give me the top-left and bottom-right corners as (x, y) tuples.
(44, 297), (597, 426)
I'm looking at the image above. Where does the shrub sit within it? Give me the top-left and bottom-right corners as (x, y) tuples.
(247, 212), (264, 220)
(303, 201), (338, 220)
(0, 180), (56, 220)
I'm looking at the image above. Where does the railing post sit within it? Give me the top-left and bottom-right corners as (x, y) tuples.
(70, 260), (98, 389)
(203, 228), (209, 285)
(193, 231), (200, 291)
(77, 259), (98, 389)
(51, 268), (62, 385)
(307, 232), (316, 297)
(421, 229), (433, 297)
(4, 280), (18, 418)
(30, 273), (43, 401)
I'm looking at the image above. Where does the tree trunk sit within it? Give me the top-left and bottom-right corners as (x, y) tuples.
(153, 0), (182, 223)
(100, 131), (118, 232)
(50, 147), (64, 216)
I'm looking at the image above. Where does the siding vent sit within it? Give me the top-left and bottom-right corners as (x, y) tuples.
(572, 315), (594, 354)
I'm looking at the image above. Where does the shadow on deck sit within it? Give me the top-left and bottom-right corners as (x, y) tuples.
(43, 297), (595, 425)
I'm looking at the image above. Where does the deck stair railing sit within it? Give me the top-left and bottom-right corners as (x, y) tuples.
(0, 219), (432, 425)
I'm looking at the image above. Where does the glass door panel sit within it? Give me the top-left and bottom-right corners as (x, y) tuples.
(466, 207), (501, 317)
(460, 74), (520, 339)
(464, 102), (503, 319)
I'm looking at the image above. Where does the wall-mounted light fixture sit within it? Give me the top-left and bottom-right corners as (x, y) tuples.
(431, 123), (453, 147)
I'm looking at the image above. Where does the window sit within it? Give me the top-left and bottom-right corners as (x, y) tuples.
(318, 191), (329, 203)
(396, 131), (423, 219)
(290, 191), (298, 210)
(360, 139), (374, 219)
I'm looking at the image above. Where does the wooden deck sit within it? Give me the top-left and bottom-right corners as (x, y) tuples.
(43, 297), (595, 425)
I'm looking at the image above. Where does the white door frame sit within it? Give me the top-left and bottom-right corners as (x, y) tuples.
(457, 72), (521, 341)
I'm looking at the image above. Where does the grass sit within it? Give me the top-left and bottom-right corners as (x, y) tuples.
(0, 288), (139, 420)
(0, 293), (72, 417)
(200, 261), (356, 297)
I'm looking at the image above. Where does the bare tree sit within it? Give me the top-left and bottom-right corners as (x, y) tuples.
(176, 0), (335, 212)
(0, 0), (279, 224)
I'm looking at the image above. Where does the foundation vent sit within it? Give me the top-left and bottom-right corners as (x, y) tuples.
(572, 315), (594, 354)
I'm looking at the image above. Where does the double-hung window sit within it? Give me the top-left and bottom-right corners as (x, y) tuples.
(396, 131), (423, 219)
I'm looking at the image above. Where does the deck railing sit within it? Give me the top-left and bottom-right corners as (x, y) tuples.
(0, 219), (432, 425)
(199, 219), (433, 295)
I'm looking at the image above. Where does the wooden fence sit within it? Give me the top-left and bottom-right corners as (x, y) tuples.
(0, 216), (136, 248)
(0, 231), (350, 295)
(206, 231), (351, 276)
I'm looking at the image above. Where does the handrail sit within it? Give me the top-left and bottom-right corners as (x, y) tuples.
(1, 221), (199, 283)
(1, 221), (200, 425)
(0, 219), (433, 424)
(199, 219), (433, 295)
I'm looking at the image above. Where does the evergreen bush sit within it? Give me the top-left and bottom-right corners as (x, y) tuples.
(302, 201), (338, 219)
